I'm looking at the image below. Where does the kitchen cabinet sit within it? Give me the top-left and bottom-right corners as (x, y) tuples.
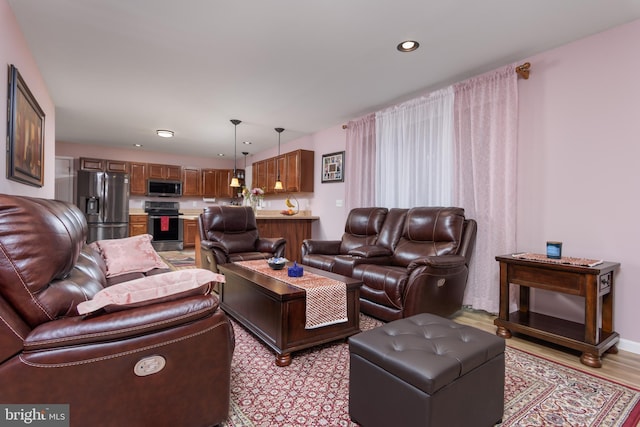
(79, 157), (129, 173)
(256, 217), (317, 262)
(129, 162), (147, 196)
(253, 160), (267, 191)
(201, 169), (240, 198)
(129, 214), (148, 237)
(284, 150), (314, 192)
(201, 169), (217, 198)
(252, 150), (314, 194)
(148, 163), (182, 180)
(182, 167), (201, 196)
(183, 218), (198, 248)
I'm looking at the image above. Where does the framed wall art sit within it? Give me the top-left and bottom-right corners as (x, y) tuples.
(7, 64), (45, 187)
(321, 151), (344, 183)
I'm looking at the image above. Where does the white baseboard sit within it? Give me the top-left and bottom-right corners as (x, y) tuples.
(618, 338), (640, 355)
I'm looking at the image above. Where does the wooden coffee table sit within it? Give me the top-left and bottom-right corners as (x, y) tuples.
(217, 262), (363, 366)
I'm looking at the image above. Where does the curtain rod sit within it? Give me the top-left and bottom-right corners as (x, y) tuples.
(342, 62), (531, 129)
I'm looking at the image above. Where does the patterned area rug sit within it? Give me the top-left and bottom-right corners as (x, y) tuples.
(158, 250), (196, 269)
(223, 314), (640, 427)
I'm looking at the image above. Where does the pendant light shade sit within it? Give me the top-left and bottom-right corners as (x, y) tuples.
(230, 119), (242, 188)
(274, 127), (284, 190)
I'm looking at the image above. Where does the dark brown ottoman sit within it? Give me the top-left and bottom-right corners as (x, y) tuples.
(348, 313), (505, 427)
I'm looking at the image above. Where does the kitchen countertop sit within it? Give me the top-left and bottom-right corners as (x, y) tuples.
(129, 208), (318, 220)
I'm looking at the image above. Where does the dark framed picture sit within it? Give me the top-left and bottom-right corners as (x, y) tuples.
(321, 151), (345, 183)
(7, 64), (45, 187)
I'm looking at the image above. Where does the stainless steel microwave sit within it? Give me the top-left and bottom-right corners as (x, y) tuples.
(147, 180), (182, 197)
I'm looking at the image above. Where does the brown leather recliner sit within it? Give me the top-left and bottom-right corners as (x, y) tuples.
(0, 194), (235, 427)
(199, 205), (286, 273)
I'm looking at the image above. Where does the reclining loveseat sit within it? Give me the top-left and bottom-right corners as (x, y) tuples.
(302, 206), (476, 322)
(0, 194), (235, 426)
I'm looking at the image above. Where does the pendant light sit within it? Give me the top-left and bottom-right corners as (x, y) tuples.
(230, 119), (241, 188)
(274, 127), (284, 190)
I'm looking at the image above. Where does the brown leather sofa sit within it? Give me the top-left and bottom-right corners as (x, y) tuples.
(199, 205), (286, 273)
(0, 194), (235, 427)
(302, 206), (477, 322)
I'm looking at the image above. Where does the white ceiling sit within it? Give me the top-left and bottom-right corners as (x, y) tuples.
(8, 1), (640, 159)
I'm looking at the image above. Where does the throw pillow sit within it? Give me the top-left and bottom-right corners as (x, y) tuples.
(76, 269), (225, 315)
(91, 234), (168, 278)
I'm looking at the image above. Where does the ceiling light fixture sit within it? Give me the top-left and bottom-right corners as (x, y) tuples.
(274, 127), (284, 191)
(397, 40), (419, 52)
(230, 119), (242, 188)
(156, 129), (174, 138)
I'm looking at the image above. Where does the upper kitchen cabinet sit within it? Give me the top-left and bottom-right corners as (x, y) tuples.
(148, 163), (182, 180)
(202, 169), (239, 198)
(284, 150), (314, 193)
(79, 157), (129, 173)
(182, 167), (201, 197)
(253, 160), (267, 191)
(129, 162), (147, 196)
(252, 150), (314, 194)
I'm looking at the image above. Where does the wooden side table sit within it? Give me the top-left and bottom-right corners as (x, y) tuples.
(494, 254), (620, 368)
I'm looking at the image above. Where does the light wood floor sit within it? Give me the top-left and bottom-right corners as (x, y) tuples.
(452, 309), (640, 389)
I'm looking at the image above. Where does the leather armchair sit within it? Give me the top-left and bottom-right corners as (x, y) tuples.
(199, 206), (286, 273)
(0, 194), (235, 427)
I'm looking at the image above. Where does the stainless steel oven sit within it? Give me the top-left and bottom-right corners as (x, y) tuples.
(144, 201), (183, 251)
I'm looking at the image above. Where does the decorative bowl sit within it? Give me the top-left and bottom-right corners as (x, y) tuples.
(267, 257), (287, 270)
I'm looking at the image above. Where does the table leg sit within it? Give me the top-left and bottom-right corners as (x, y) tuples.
(276, 353), (292, 367)
(580, 352), (602, 368)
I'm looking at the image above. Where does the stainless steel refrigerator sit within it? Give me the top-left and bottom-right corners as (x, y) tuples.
(77, 170), (130, 243)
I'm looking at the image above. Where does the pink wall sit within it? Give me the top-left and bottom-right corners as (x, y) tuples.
(0, 0), (55, 198)
(517, 19), (640, 350)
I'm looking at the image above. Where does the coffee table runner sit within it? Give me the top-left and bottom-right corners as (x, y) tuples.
(512, 252), (603, 267)
(234, 260), (348, 329)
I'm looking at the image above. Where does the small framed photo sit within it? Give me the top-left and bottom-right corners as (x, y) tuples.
(321, 151), (344, 183)
(6, 64), (45, 187)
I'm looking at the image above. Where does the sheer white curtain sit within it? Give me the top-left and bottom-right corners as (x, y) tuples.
(375, 88), (454, 208)
(345, 114), (376, 212)
(453, 64), (518, 314)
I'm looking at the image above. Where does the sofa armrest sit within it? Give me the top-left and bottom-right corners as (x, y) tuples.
(256, 237), (286, 256)
(25, 294), (219, 351)
(301, 239), (341, 255)
(348, 245), (393, 258)
(200, 239), (228, 254)
(407, 255), (466, 272)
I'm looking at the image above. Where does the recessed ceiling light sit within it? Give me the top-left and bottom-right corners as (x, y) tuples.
(156, 129), (174, 138)
(133, 144), (142, 148)
(397, 40), (419, 52)
(218, 153), (225, 157)
(243, 141), (252, 145)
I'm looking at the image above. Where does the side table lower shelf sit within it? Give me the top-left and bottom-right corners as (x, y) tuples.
(494, 311), (619, 367)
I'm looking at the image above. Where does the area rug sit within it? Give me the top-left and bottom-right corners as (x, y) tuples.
(223, 314), (640, 427)
(158, 250), (196, 269)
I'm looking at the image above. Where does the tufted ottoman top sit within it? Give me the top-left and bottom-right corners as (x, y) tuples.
(349, 313), (505, 395)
